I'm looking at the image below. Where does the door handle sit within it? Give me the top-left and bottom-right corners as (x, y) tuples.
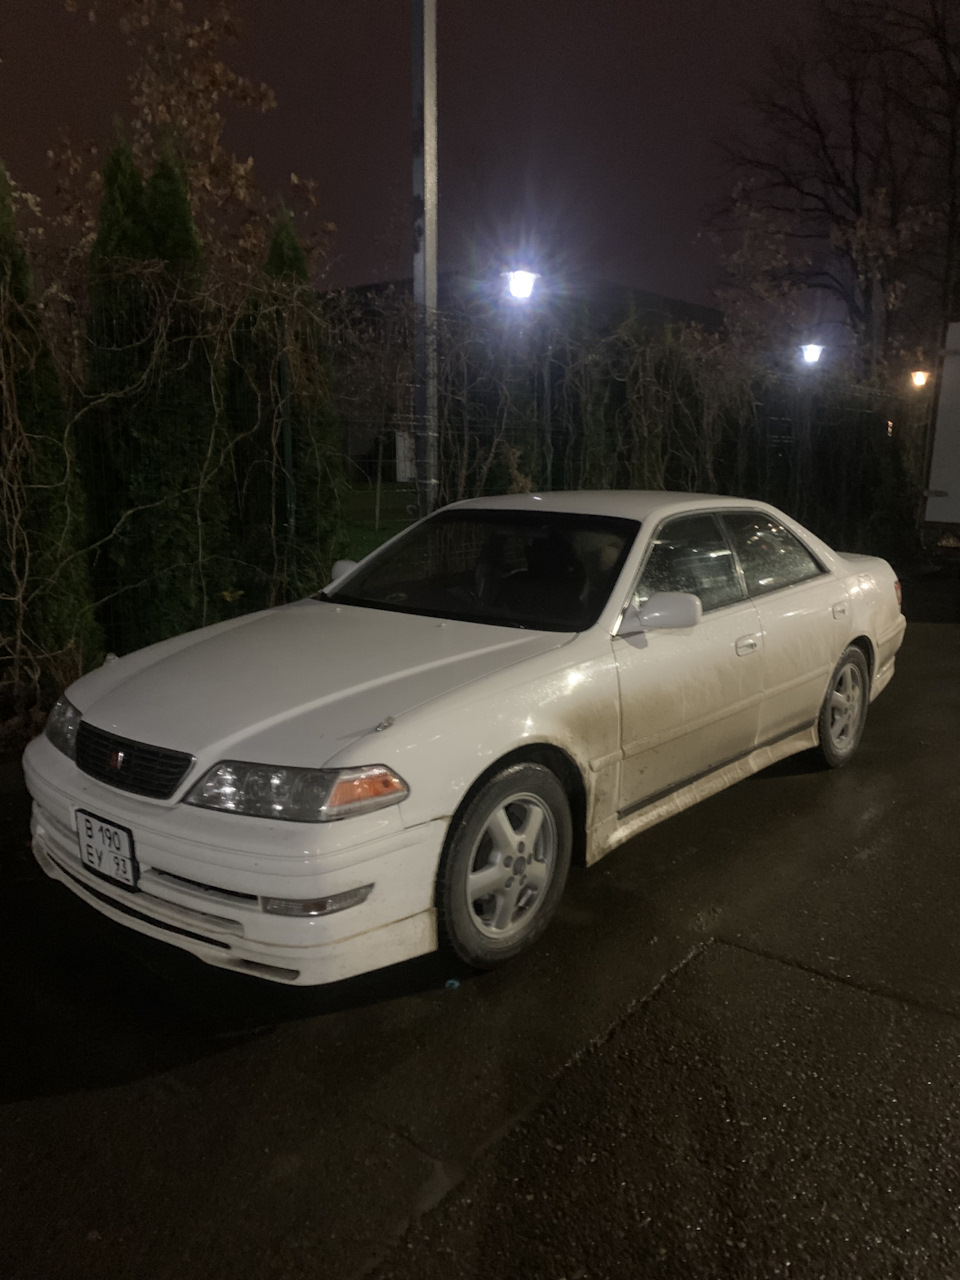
(735, 635), (759, 656)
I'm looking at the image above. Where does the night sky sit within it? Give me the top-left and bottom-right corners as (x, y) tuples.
(2, 0), (817, 304)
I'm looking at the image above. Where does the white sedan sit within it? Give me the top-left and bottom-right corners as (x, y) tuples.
(24, 492), (906, 985)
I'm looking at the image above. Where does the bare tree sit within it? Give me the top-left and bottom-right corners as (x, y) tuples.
(844, 0), (960, 324)
(718, 0), (955, 371)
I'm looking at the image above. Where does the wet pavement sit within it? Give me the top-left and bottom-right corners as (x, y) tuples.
(372, 944), (960, 1280)
(1, 564), (958, 1280)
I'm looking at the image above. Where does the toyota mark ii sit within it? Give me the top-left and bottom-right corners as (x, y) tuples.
(23, 492), (906, 984)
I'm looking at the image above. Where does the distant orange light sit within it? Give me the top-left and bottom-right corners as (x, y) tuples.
(911, 370), (930, 387)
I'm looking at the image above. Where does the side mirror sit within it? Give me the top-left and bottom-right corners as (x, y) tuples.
(619, 591), (702, 637)
(330, 559), (358, 582)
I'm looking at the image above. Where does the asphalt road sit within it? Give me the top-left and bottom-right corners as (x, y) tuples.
(2, 565), (958, 1280)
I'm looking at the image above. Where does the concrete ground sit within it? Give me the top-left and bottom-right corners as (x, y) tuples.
(1, 564), (958, 1280)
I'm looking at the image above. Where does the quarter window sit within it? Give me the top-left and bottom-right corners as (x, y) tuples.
(634, 514), (744, 613)
(723, 511), (823, 596)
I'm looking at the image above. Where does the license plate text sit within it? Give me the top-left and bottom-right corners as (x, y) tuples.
(77, 811), (138, 888)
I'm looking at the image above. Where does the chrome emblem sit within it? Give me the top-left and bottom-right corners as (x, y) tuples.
(110, 749), (125, 771)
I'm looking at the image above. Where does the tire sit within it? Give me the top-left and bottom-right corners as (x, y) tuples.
(436, 763), (573, 969)
(816, 645), (870, 768)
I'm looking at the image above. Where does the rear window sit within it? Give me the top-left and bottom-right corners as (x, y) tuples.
(722, 512), (824, 596)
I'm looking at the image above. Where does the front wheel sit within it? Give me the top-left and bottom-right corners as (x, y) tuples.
(816, 645), (870, 768)
(436, 763), (573, 969)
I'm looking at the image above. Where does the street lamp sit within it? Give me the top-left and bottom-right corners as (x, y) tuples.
(503, 269), (540, 301)
(800, 343), (824, 365)
(412, 0), (438, 518)
(911, 369), (930, 388)
(499, 266), (553, 485)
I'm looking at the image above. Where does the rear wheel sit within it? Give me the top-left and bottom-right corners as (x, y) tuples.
(816, 646), (870, 768)
(437, 763), (572, 969)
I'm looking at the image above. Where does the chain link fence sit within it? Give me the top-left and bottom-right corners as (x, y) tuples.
(1, 274), (929, 724)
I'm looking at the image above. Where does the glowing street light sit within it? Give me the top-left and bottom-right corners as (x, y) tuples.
(911, 369), (930, 388)
(503, 269), (540, 301)
(800, 343), (824, 365)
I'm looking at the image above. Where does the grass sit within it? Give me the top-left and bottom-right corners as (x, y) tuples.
(339, 480), (418, 561)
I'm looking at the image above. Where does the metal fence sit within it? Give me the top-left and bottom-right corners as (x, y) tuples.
(1, 276), (929, 713)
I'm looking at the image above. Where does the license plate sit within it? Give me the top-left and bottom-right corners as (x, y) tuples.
(76, 810), (139, 889)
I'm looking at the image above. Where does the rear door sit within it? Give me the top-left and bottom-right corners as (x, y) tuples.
(720, 510), (852, 744)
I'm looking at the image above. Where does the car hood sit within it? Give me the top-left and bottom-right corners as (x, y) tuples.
(72, 600), (571, 768)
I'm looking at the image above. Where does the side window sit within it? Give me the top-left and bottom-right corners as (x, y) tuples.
(723, 511), (824, 596)
(634, 514), (744, 613)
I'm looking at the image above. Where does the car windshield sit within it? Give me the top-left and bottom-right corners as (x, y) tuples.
(322, 509), (640, 631)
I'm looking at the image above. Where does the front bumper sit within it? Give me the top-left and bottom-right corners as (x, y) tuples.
(24, 736), (445, 985)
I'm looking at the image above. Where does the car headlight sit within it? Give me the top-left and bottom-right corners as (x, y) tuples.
(45, 695), (82, 760)
(183, 761), (409, 822)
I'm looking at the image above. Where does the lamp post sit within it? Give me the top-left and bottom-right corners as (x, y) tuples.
(501, 268), (553, 488)
(412, 0), (438, 518)
(794, 343), (825, 517)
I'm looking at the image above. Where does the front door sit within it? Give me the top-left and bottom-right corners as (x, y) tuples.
(615, 512), (764, 816)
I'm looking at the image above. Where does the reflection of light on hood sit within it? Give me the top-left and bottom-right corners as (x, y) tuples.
(566, 669), (585, 689)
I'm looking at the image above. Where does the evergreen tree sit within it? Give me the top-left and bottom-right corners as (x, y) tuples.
(90, 142), (154, 267)
(83, 141), (156, 652)
(146, 143), (202, 282)
(227, 211), (341, 609)
(84, 141), (231, 653)
(225, 295), (280, 612)
(265, 209), (309, 282)
(0, 160), (101, 706)
(0, 162), (30, 304)
(139, 141), (234, 644)
(264, 210), (341, 601)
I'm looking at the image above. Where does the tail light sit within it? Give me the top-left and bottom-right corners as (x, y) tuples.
(894, 579), (902, 608)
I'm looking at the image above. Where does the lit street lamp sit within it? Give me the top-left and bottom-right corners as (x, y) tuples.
(911, 369), (930, 388)
(500, 266), (552, 486)
(800, 343), (824, 365)
(503, 269), (541, 301)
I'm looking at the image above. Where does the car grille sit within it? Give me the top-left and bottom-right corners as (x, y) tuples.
(76, 722), (194, 799)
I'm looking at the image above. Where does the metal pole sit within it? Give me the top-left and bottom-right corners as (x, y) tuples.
(412, 0), (439, 517)
(278, 309), (295, 539)
(542, 341), (553, 490)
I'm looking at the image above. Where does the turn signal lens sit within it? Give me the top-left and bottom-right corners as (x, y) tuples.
(324, 767), (409, 818)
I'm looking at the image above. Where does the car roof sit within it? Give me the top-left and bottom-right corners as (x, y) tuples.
(442, 490), (774, 522)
